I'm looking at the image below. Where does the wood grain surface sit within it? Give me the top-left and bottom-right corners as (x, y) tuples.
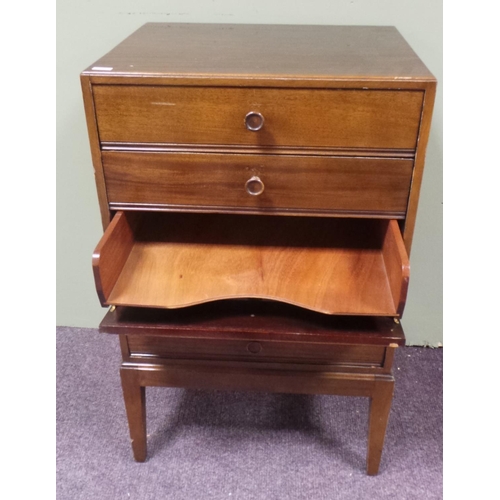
(382, 220), (410, 315)
(83, 24), (434, 82)
(92, 211), (137, 305)
(100, 301), (406, 346)
(82, 23), (435, 476)
(403, 81), (438, 255)
(126, 335), (387, 367)
(94, 86), (423, 150)
(80, 75), (111, 228)
(93, 212), (409, 316)
(102, 152), (413, 215)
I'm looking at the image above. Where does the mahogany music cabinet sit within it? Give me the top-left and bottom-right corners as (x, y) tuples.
(81, 23), (436, 475)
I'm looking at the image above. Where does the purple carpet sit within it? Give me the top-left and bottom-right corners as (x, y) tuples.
(57, 326), (442, 499)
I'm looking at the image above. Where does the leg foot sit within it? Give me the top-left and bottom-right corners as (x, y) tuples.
(121, 367), (147, 462)
(367, 378), (394, 475)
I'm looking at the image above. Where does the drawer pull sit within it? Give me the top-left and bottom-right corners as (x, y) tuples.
(245, 176), (265, 196)
(246, 342), (262, 354)
(245, 111), (264, 131)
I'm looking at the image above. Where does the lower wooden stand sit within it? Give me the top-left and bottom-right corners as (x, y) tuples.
(101, 301), (404, 475)
(120, 361), (395, 475)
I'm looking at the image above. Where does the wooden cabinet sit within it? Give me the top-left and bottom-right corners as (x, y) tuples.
(82, 23), (436, 475)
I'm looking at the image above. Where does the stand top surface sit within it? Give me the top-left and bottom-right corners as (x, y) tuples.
(100, 301), (405, 346)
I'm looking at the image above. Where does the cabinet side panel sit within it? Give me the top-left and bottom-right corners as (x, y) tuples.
(403, 81), (437, 255)
(80, 74), (110, 228)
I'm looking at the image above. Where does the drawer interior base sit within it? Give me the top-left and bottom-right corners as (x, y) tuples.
(93, 212), (409, 316)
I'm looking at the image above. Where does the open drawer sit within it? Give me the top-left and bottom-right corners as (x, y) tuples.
(93, 212), (409, 316)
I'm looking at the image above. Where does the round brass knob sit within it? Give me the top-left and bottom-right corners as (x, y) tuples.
(245, 111), (264, 131)
(246, 342), (262, 354)
(245, 176), (265, 196)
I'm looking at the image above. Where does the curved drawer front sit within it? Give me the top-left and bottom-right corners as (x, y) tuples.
(93, 212), (410, 316)
(103, 152), (413, 216)
(94, 86), (424, 150)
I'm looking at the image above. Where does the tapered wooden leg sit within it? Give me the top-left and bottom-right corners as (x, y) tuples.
(367, 378), (394, 475)
(120, 368), (147, 462)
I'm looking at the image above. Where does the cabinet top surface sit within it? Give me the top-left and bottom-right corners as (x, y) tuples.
(83, 23), (434, 81)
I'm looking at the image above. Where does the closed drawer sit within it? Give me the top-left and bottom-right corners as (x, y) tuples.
(126, 335), (386, 367)
(103, 152), (413, 216)
(94, 86), (424, 150)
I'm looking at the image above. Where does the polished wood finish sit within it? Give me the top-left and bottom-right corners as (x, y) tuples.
(94, 86), (423, 150)
(102, 143), (416, 159)
(120, 368), (147, 462)
(81, 22), (436, 256)
(99, 302), (406, 347)
(367, 377), (395, 475)
(125, 335), (386, 366)
(83, 24), (435, 475)
(80, 75), (110, 228)
(107, 307), (401, 474)
(119, 360), (396, 474)
(382, 220), (411, 315)
(92, 211), (137, 306)
(93, 212), (409, 316)
(403, 82), (437, 254)
(83, 24), (433, 83)
(102, 152), (413, 216)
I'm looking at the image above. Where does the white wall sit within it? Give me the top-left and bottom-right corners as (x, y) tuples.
(57, 0), (442, 345)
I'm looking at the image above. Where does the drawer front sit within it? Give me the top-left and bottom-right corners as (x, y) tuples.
(94, 86), (424, 150)
(126, 335), (386, 366)
(103, 152), (413, 215)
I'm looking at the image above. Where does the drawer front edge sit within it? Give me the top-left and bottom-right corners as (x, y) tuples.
(126, 335), (387, 367)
